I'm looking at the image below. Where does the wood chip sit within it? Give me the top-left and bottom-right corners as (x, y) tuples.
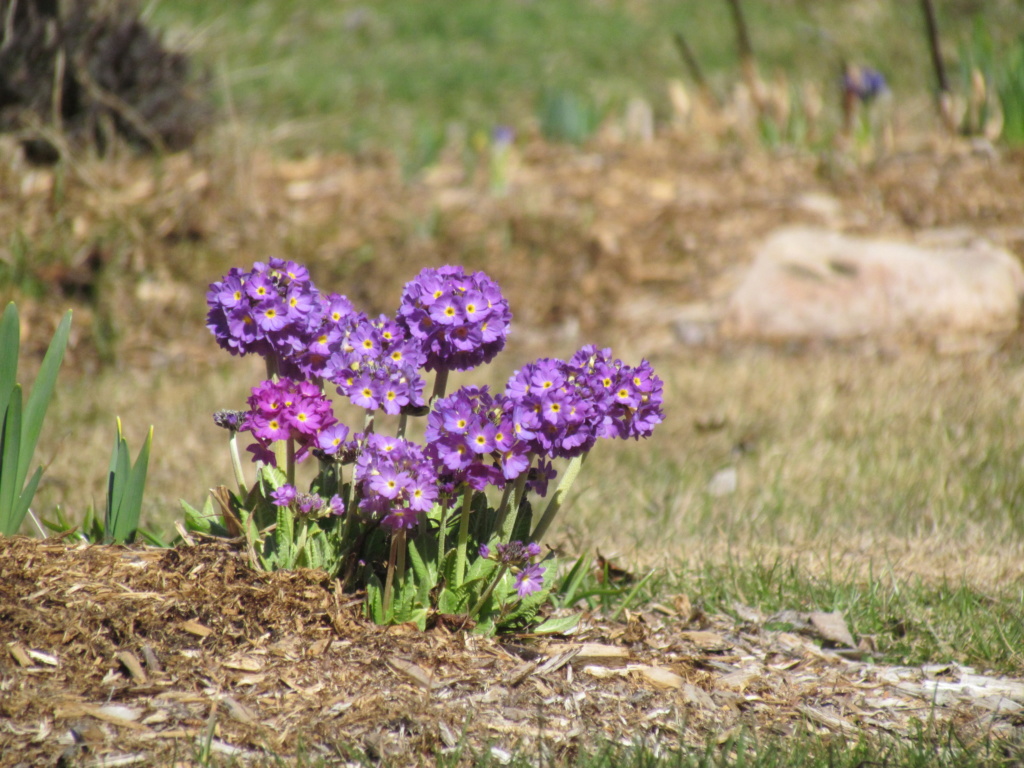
(222, 655), (263, 672)
(180, 619), (213, 638)
(797, 704), (860, 736)
(388, 657), (441, 690)
(536, 647), (581, 675)
(116, 651), (147, 684)
(680, 631), (733, 652)
(571, 643), (630, 667)
(220, 696), (257, 725)
(26, 648), (59, 666)
(630, 664), (684, 690)
(808, 611), (857, 648)
(7, 642), (33, 667)
(502, 660), (539, 687)
(140, 645), (163, 674)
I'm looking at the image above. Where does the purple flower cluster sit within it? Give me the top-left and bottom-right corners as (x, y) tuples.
(502, 346), (664, 461)
(425, 387), (531, 492)
(478, 540), (546, 597)
(354, 434), (438, 529)
(206, 259), (325, 373)
(398, 266), (511, 372)
(270, 484), (345, 517)
(568, 345), (665, 441)
(243, 378), (338, 465)
(323, 313), (427, 415)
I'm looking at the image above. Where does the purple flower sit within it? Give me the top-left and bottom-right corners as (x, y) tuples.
(328, 495), (346, 516)
(478, 544), (491, 559)
(242, 378), (338, 465)
(295, 492), (325, 517)
(426, 386), (530, 490)
(206, 260), (325, 374)
(514, 564), (546, 597)
(325, 313), (426, 415)
(316, 423), (351, 455)
(271, 484), (298, 507)
(493, 540), (541, 568)
(354, 433), (436, 529)
(397, 266), (511, 372)
(843, 65), (887, 103)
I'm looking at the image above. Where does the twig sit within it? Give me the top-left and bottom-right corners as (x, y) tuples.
(919, 0), (956, 132)
(672, 30), (719, 107)
(724, 0), (764, 113)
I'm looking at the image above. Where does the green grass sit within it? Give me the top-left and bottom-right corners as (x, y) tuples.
(149, 0), (1024, 152)
(684, 558), (1024, 675)
(181, 727), (1024, 767)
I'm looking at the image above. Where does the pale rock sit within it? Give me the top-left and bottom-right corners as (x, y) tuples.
(706, 467), (737, 497)
(719, 227), (1024, 341)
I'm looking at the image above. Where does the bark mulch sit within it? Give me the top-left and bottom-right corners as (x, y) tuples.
(1, 536), (1022, 766)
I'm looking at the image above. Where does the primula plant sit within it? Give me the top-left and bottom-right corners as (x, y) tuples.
(186, 259), (663, 633)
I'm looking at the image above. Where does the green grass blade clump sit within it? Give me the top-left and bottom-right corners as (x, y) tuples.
(0, 303), (72, 536)
(105, 417), (154, 544)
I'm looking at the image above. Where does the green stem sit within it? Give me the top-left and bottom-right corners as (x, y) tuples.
(363, 410), (376, 435)
(397, 413), (408, 439)
(396, 528), (407, 587)
(228, 430), (248, 497)
(383, 532), (400, 618)
(468, 563), (509, 620)
(430, 368), (450, 404)
(285, 437), (296, 487)
(490, 483), (514, 543)
(437, 495), (451, 574)
(531, 452), (588, 543)
(454, 488), (473, 587)
(499, 470), (531, 543)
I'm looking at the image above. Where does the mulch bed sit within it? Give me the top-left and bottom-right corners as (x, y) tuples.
(1, 536), (1022, 766)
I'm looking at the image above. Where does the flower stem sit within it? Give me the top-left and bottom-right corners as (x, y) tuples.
(531, 452), (588, 543)
(468, 564), (509, 620)
(437, 496), (450, 573)
(383, 531), (400, 618)
(228, 430), (248, 497)
(397, 413), (408, 439)
(499, 470), (530, 543)
(285, 437), (296, 487)
(490, 483), (514, 542)
(454, 488), (474, 587)
(430, 368), (450, 404)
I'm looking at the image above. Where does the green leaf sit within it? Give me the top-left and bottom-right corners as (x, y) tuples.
(119, 425), (152, 543)
(466, 553), (498, 584)
(181, 499), (210, 534)
(0, 303), (20, 419)
(365, 573), (385, 624)
(10, 466), (42, 535)
(500, 587), (551, 630)
(275, 502), (295, 568)
(437, 587), (465, 615)
(18, 309), (70, 502)
(556, 554), (592, 608)
(532, 613), (582, 636)
(406, 536), (435, 606)
(138, 528), (169, 547)
(0, 387), (24, 534)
